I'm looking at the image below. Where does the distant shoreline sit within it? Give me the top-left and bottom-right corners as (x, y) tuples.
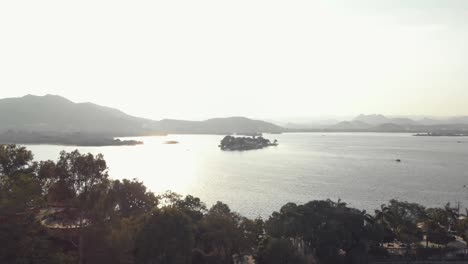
(414, 132), (468, 137)
(0, 138), (144, 147)
(3, 131), (468, 147)
(0, 131), (145, 147)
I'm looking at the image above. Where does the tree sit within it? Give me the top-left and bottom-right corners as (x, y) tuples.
(424, 207), (457, 247)
(198, 201), (260, 263)
(0, 145), (42, 213)
(265, 199), (384, 264)
(110, 178), (158, 218)
(199, 202), (241, 262)
(426, 208), (449, 228)
(374, 204), (394, 227)
(135, 207), (194, 264)
(455, 216), (468, 243)
(301, 200), (370, 263)
(158, 190), (183, 207)
(43, 150), (110, 264)
(220, 136), (234, 149)
(425, 220), (454, 246)
(239, 217), (264, 253)
(174, 194), (207, 223)
(0, 144), (36, 177)
(265, 203), (304, 241)
(256, 237), (305, 264)
(0, 145), (51, 264)
(443, 202), (459, 231)
(386, 200), (425, 246)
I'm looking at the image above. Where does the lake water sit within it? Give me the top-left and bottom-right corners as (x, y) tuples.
(25, 133), (468, 218)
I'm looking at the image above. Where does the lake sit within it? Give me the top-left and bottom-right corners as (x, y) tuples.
(25, 133), (468, 218)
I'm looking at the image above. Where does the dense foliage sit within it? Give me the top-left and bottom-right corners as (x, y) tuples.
(219, 136), (278, 151)
(0, 144), (467, 264)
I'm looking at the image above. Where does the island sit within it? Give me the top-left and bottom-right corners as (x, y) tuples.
(218, 135), (278, 151)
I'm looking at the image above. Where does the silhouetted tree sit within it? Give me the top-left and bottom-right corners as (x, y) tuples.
(256, 237), (305, 264)
(135, 207), (194, 264)
(0, 145), (52, 263)
(110, 178), (158, 218)
(42, 150), (110, 264)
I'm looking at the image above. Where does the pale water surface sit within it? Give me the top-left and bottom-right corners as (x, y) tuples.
(25, 133), (468, 218)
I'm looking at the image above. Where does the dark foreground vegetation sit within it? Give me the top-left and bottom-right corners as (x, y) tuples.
(1, 144), (467, 264)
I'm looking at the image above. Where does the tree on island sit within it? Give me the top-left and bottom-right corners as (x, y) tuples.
(219, 135), (277, 151)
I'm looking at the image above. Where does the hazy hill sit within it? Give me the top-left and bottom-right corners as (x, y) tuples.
(326, 114), (468, 133)
(0, 94), (153, 136)
(448, 116), (468, 124)
(3, 95), (467, 140)
(329, 121), (372, 130)
(354, 114), (418, 126)
(153, 117), (283, 134)
(371, 123), (407, 132)
(418, 118), (444, 126)
(0, 95), (285, 142)
(200, 117), (283, 134)
(353, 114), (389, 125)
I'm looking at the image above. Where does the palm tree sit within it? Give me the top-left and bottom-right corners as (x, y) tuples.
(362, 210), (375, 225)
(421, 218), (438, 248)
(444, 203), (459, 231)
(374, 204), (398, 247)
(335, 198), (347, 208)
(374, 204), (394, 227)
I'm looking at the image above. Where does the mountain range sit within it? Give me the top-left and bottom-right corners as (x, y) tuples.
(1, 95), (467, 145)
(0, 95), (284, 141)
(327, 114), (468, 132)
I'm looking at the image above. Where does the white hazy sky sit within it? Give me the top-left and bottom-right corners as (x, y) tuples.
(1, 0), (467, 120)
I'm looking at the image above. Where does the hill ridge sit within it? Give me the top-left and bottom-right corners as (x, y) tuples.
(0, 95), (285, 138)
